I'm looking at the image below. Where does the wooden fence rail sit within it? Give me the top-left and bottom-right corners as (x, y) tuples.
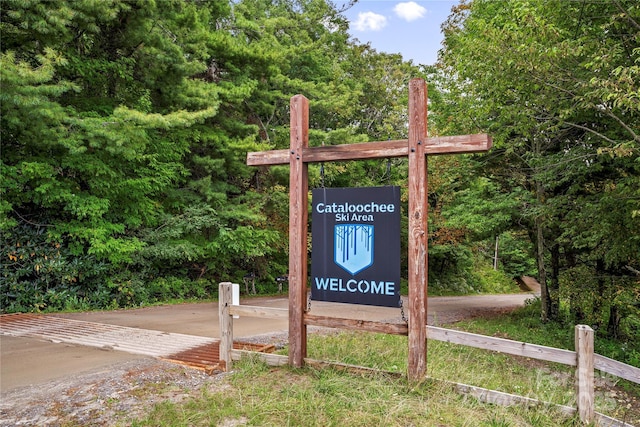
(595, 354), (640, 384)
(219, 283), (639, 426)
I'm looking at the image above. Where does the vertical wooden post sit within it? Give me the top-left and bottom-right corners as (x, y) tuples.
(219, 281), (233, 371)
(575, 324), (595, 423)
(407, 78), (428, 381)
(289, 95), (309, 367)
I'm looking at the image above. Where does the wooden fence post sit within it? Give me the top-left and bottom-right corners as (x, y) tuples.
(219, 282), (233, 371)
(575, 324), (594, 423)
(407, 78), (428, 381)
(288, 94), (309, 367)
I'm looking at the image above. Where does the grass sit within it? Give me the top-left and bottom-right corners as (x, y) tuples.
(131, 356), (583, 427)
(453, 298), (640, 370)
(305, 332), (576, 409)
(128, 302), (640, 427)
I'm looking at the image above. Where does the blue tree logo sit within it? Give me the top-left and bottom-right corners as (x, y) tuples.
(334, 224), (374, 275)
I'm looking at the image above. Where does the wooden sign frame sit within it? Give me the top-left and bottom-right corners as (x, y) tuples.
(247, 79), (492, 381)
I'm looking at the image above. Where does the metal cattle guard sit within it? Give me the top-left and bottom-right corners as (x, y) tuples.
(246, 79), (492, 381)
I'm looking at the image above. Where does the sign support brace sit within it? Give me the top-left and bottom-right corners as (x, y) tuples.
(247, 79), (492, 381)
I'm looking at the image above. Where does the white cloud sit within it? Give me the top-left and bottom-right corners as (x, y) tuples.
(352, 11), (387, 31)
(394, 2), (427, 22)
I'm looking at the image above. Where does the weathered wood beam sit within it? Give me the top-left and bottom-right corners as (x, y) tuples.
(218, 282), (233, 370)
(246, 134), (492, 166)
(304, 313), (409, 335)
(576, 325), (595, 424)
(230, 305), (289, 319)
(427, 326), (575, 366)
(288, 94), (309, 367)
(595, 354), (640, 384)
(407, 78), (428, 382)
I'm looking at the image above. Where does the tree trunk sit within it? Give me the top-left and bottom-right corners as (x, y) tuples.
(533, 130), (554, 323)
(535, 180), (550, 322)
(593, 259), (606, 331)
(607, 304), (621, 338)
(549, 243), (561, 321)
(536, 215), (549, 322)
(565, 250), (584, 323)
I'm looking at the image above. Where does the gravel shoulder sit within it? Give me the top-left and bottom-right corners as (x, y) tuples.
(1, 357), (227, 426)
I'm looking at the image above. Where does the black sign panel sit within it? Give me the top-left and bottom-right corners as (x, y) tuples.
(311, 186), (401, 307)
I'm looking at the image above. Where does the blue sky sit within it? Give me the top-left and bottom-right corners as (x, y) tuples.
(341, 0), (458, 65)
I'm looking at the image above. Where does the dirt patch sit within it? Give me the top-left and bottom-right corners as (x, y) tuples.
(0, 358), (228, 426)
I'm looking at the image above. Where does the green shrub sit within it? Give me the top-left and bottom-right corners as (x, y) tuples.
(468, 260), (520, 294)
(147, 276), (216, 301)
(1, 223), (109, 312)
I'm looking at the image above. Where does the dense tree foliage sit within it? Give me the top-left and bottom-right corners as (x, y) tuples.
(435, 0), (640, 343)
(2, 0), (637, 353)
(0, 0), (428, 311)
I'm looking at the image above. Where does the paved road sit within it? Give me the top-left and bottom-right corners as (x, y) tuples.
(1, 292), (537, 392)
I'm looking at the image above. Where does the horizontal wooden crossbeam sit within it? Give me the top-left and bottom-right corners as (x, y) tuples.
(304, 313), (409, 336)
(245, 80), (494, 381)
(247, 134), (492, 166)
